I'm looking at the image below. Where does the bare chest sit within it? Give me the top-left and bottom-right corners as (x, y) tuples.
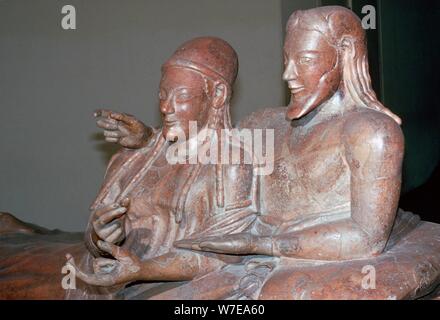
(259, 123), (351, 223)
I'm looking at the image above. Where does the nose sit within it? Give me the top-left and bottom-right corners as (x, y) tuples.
(160, 97), (174, 114)
(282, 60), (298, 82)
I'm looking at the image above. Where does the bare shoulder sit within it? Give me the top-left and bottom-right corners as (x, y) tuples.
(342, 109), (404, 152)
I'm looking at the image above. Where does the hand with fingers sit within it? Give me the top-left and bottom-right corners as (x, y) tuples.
(94, 109), (152, 149)
(66, 240), (142, 287)
(91, 198), (130, 246)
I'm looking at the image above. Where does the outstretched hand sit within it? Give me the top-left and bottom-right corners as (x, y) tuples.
(95, 109), (152, 149)
(66, 240), (142, 287)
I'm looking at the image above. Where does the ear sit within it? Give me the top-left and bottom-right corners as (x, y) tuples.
(339, 36), (356, 60)
(211, 81), (228, 109)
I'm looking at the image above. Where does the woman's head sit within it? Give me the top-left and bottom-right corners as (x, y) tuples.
(160, 37), (239, 140)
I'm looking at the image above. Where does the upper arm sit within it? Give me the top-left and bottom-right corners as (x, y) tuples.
(342, 111), (404, 180)
(342, 111), (404, 249)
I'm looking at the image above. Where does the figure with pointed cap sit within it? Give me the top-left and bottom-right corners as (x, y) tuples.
(65, 37), (258, 298)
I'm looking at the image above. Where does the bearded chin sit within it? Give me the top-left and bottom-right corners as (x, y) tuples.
(286, 86), (334, 120)
(286, 69), (340, 120)
(163, 125), (184, 142)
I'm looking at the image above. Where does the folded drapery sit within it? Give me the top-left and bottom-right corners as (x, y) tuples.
(1, 211), (439, 300)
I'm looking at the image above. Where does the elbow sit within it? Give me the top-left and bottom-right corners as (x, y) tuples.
(341, 220), (389, 259)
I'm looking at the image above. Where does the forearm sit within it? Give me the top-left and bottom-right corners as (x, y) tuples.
(254, 219), (375, 260)
(263, 178), (401, 261)
(137, 250), (228, 281)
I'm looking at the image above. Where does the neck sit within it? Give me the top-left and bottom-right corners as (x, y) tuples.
(186, 124), (215, 156)
(186, 108), (228, 161)
(292, 86), (356, 128)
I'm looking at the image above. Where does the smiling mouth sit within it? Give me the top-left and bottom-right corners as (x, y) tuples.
(164, 119), (178, 126)
(289, 86), (305, 94)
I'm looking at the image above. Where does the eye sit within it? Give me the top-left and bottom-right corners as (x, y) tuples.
(175, 92), (193, 103)
(159, 90), (166, 100)
(299, 56), (313, 64)
(178, 93), (191, 99)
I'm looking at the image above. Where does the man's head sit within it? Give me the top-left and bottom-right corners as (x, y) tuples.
(283, 6), (400, 124)
(159, 37), (238, 140)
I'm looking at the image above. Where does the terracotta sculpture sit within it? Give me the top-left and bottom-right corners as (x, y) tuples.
(65, 36), (259, 298)
(176, 6), (405, 261)
(169, 7), (439, 299)
(1, 6), (439, 300)
(173, 7), (438, 299)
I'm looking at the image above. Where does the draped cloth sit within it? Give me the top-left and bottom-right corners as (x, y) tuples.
(144, 210), (440, 300)
(66, 129), (258, 299)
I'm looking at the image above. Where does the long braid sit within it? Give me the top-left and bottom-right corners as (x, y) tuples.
(174, 76), (232, 224)
(345, 41), (402, 124)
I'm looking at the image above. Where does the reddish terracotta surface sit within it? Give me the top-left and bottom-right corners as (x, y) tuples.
(0, 213), (85, 300)
(1, 6), (439, 300)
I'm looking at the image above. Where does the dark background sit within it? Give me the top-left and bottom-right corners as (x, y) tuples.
(354, 0), (440, 224)
(377, 0), (440, 224)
